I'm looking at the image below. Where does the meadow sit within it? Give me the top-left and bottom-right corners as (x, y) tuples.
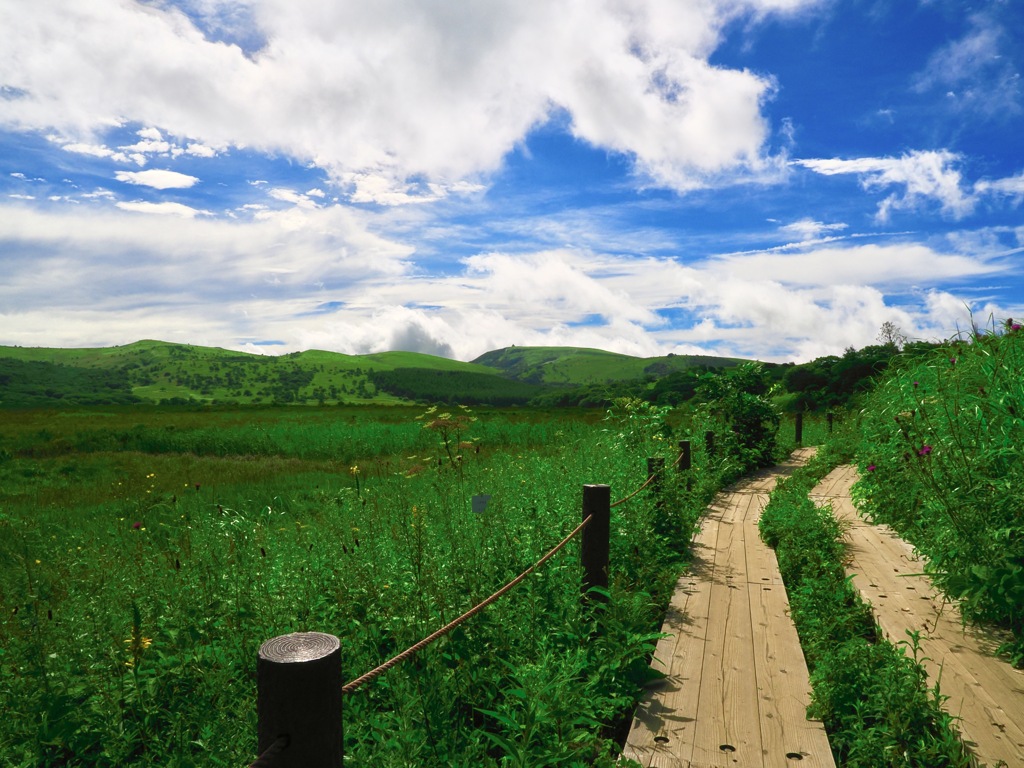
(1, 397), (795, 767)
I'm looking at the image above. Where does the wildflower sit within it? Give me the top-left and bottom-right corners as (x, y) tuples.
(866, 464), (876, 472)
(950, 357), (957, 365)
(913, 381), (919, 388)
(1012, 324), (1022, 332)
(917, 445), (933, 457)
(132, 522), (142, 530)
(349, 465), (360, 476)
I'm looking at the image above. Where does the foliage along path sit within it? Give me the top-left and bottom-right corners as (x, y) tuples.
(811, 465), (1024, 768)
(623, 447), (835, 767)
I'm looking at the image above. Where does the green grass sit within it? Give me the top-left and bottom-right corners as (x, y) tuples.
(853, 327), (1024, 664)
(0, 403), (726, 766)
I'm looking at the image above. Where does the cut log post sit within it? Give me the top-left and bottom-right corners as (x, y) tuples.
(705, 430), (715, 458)
(795, 412), (804, 446)
(257, 632), (343, 768)
(581, 484), (611, 604)
(678, 440), (692, 472)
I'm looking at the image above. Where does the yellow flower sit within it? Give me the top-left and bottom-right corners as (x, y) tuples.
(349, 465), (360, 476)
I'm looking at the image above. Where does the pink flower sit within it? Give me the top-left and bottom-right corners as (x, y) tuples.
(917, 445), (933, 457)
(132, 521), (142, 530)
(866, 464), (876, 472)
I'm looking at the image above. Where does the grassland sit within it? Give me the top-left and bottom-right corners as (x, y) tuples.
(2, 399), (753, 766)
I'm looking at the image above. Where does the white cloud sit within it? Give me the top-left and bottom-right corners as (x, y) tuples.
(115, 169), (200, 189)
(116, 201), (212, 217)
(709, 242), (996, 286)
(60, 142), (131, 163)
(976, 172), (1024, 200)
(912, 13), (1021, 119)
(796, 150), (976, 221)
(778, 218), (847, 241)
(0, 0), (820, 198)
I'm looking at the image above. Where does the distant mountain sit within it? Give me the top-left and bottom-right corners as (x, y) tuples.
(0, 340), (742, 407)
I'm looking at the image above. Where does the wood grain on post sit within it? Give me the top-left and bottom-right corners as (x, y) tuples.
(257, 632), (343, 768)
(581, 484), (611, 603)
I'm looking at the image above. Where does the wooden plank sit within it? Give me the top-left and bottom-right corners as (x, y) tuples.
(812, 467), (1024, 768)
(689, 494), (763, 767)
(749, 580), (834, 767)
(623, 500), (721, 766)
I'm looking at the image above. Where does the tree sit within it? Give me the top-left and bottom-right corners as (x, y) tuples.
(877, 321), (908, 350)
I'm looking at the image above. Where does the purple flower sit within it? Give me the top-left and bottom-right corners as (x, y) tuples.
(950, 357), (957, 366)
(913, 381), (919, 388)
(1012, 324), (1022, 332)
(917, 445), (933, 457)
(866, 464), (876, 472)
(132, 521), (142, 530)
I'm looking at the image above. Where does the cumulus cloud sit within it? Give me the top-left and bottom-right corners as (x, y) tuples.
(0, 0), (818, 198)
(796, 150), (975, 222)
(0, 195), (1011, 361)
(115, 169), (200, 189)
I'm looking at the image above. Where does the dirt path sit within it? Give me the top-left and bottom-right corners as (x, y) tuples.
(623, 448), (835, 768)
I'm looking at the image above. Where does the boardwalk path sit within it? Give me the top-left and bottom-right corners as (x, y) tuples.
(811, 465), (1024, 768)
(623, 447), (835, 768)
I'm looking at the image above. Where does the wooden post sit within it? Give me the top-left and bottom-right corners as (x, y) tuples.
(678, 440), (691, 472)
(647, 457), (665, 510)
(679, 440), (692, 491)
(258, 632), (343, 768)
(795, 412), (804, 446)
(581, 484), (610, 603)
(705, 430), (715, 458)
(827, 412), (834, 434)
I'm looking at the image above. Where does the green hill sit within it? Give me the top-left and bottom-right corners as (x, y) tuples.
(0, 340), (744, 408)
(471, 346), (740, 385)
(0, 340), (500, 407)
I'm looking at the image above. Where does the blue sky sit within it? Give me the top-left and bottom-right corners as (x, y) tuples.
(1, 0), (1022, 362)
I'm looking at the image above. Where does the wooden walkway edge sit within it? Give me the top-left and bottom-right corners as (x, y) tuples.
(622, 448), (836, 768)
(811, 465), (1024, 768)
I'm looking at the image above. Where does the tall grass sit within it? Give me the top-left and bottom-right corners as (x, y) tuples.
(0, 405), (714, 766)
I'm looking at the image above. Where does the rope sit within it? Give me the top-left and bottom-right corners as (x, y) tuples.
(248, 735), (288, 768)
(610, 449), (686, 509)
(342, 514), (594, 694)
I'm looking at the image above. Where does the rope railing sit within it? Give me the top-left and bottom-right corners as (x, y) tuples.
(342, 512), (594, 694)
(610, 448), (685, 508)
(251, 439), (698, 766)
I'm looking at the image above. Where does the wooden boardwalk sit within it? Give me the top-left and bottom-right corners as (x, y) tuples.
(623, 448), (836, 768)
(811, 465), (1024, 768)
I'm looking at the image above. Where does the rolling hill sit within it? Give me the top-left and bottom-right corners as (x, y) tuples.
(0, 340), (742, 407)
